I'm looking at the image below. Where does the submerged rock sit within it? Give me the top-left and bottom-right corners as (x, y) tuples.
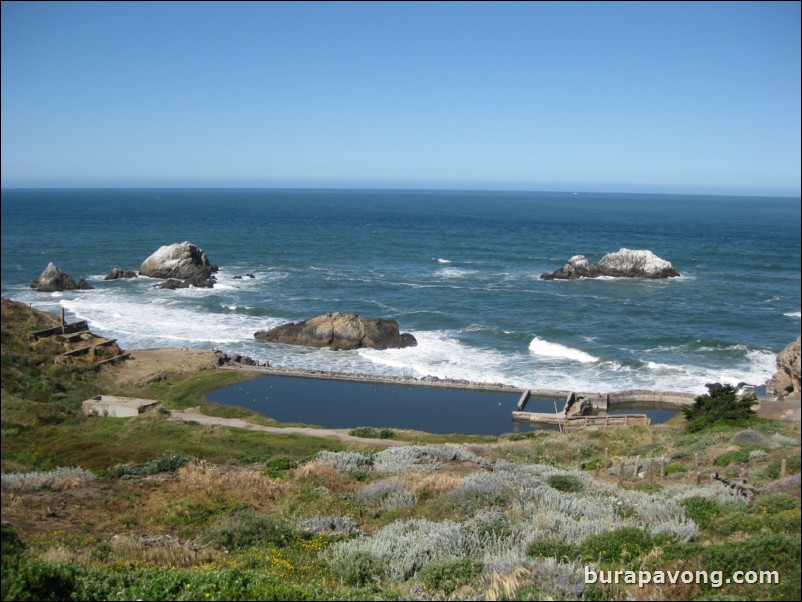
(104, 267), (138, 280)
(541, 249), (680, 280)
(766, 337), (801, 399)
(31, 263), (94, 292)
(255, 312), (417, 350)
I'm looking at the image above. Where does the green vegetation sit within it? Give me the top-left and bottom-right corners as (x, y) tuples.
(683, 384), (759, 432)
(1, 299), (800, 601)
(348, 427), (396, 439)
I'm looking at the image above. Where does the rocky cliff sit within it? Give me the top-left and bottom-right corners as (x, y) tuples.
(766, 337), (801, 399)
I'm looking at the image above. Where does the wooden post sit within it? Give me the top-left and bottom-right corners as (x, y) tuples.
(650, 460), (655, 484)
(618, 461), (624, 485)
(595, 464), (601, 477)
(695, 472), (701, 486)
(604, 448), (609, 470)
(694, 453), (699, 473)
(634, 455), (640, 481)
(781, 458), (787, 479)
(660, 459), (665, 481)
(60, 307), (65, 334)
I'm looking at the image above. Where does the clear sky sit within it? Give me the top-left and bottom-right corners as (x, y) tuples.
(2, 1), (800, 195)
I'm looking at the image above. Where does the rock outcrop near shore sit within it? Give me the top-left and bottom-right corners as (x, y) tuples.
(31, 263), (94, 292)
(541, 249), (680, 280)
(766, 337), (801, 399)
(255, 312), (417, 350)
(104, 268), (138, 280)
(139, 242), (218, 287)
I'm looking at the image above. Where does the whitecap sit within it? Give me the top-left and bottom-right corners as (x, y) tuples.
(784, 311), (801, 318)
(528, 336), (599, 363)
(437, 258), (452, 264)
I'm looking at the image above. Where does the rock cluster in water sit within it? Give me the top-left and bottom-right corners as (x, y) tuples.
(30, 263), (94, 292)
(255, 312), (417, 350)
(540, 249), (680, 280)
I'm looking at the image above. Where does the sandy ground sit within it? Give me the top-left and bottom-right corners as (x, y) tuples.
(108, 347), (222, 386)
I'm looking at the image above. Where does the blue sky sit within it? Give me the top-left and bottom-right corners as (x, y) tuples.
(2, 1), (800, 195)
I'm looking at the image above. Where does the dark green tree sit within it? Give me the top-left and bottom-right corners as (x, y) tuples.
(682, 384), (758, 432)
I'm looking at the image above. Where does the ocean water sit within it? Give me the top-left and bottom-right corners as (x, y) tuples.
(2, 188), (800, 395)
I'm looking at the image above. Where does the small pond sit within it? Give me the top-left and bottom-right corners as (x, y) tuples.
(205, 375), (678, 436)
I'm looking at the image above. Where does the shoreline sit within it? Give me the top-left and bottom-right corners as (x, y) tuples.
(109, 346), (799, 421)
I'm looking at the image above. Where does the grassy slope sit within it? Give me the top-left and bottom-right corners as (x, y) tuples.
(1, 299), (800, 601)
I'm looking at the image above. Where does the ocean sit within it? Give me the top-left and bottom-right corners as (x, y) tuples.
(2, 188), (800, 396)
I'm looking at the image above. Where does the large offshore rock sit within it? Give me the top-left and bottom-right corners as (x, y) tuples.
(766, 337), (801, 399)
(255, 312), (417, 350)
(597, 249), (680, 278)
(541, 249), (679, 280)
(139, 242), (217, 281)
(31, 262), (94, 292)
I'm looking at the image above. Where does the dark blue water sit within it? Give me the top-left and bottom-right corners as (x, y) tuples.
(204, 374), (677, 435)
(2, 188), (800, 396)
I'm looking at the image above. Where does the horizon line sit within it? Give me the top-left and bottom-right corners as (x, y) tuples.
(1, 184), (800, 200)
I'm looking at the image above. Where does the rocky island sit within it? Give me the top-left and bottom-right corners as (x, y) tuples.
(30, 262), (94, 292)
(540, 248), (680, 280)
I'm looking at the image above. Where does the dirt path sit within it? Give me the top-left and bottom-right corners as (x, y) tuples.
(169, 407), (409, 447)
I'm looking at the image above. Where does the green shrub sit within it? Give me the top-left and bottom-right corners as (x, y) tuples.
(680, 496), (724, 530)
(335, 552), (387, 587)
(265, 457), (294, 478)
(714, 449), (751, 467)
(581, 527), (655, 563)
(682, 385), (757, 432)
(546, 474), (583, 493)
(202, 509), (297, 550)
(527, 539), (581, 562)
(348, 427), (396, 440)
(763, 455), (801, 479)
(143, 453), (190, 475)
(418, 558), (483, 595)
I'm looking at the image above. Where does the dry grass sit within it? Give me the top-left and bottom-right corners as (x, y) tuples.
(483, 567), (532, 601)
(175, 461), (294, 503)
(294, 458), (359, 493)
(107, 534), (219, 569)
(403, 472), (461, 498)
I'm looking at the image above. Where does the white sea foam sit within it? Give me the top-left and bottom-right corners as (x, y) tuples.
(59, 293), (281, 348)
(528, 337), (599, 363)
(434, 267), (472, 279)
(437, 258), (451, 264)
(784, 311), (801, 318)
(359, 331), (515, 385)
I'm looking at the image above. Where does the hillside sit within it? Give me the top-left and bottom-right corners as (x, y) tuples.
(1, 299), (800, 601)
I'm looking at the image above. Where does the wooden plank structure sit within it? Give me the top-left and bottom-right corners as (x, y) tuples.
(32, 317), (129, 367)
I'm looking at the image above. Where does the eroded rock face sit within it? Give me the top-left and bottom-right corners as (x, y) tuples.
(766, 337), (801, 399)
(255, 312), (417, 350)
(139, 242), (217, 281)
(541, 249), (680, 280)
(30, 263), (94, 292)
